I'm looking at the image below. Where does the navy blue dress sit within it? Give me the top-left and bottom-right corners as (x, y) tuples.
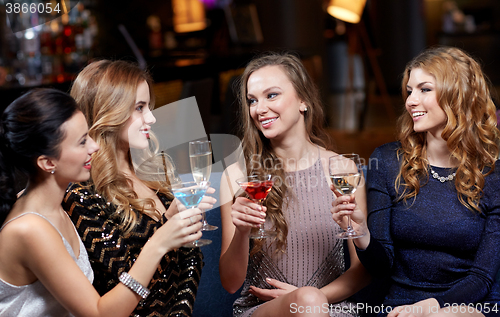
(357, 142), (500, 315)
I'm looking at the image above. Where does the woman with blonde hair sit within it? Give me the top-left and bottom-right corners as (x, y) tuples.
(0, 89), (201, 317)
(219, 52), (370, 317)
(332, 46), (500, 317)
(63, 60), (215, 316)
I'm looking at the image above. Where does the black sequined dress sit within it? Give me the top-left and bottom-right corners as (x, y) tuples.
(62, 182), (203, 317)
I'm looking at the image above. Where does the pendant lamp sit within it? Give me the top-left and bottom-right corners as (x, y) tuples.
(327, 0), (367, 24)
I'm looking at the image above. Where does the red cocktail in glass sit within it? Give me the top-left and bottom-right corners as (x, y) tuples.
(236, 174), (276, 239)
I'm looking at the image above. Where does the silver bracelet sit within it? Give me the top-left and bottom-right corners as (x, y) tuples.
(118, 272), (150, 299)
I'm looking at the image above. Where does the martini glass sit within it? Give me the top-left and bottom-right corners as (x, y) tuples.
(189, 140), (217, 231)
(172, 181), (212, 247)
(236, 174), (276, 239)
(329, 154), (366, 239)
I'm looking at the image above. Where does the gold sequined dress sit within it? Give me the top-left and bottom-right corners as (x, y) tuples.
(233, 158), (358, 317)
(62, 182), (203, 317)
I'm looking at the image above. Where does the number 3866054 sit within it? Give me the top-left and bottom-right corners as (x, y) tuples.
(6, 2), (61, 14)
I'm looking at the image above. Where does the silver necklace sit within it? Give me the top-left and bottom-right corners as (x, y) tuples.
(430, 167), (456, 182)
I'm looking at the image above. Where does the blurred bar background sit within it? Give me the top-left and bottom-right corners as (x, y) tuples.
(1, 0), (500, 160)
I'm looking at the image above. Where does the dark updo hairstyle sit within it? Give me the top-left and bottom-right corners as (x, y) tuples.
(0, 88), (79, 223)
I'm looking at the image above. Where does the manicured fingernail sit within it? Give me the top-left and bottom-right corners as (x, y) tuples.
(266, 278), (271, 282)
(260, 212), (266, 218)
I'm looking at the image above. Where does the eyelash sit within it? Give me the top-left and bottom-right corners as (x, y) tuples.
(407, 88), (431, 95)
(247, 93), (279, 105)
(136, 105), (144, 112)
(80, 138), (87, 145)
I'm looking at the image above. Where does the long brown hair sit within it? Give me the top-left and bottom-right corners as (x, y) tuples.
(71, 60), (173, 232)
(396, 46), (499, 211)
(237, 52), (334, 254)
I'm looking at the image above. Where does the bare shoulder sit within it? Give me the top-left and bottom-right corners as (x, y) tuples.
(0, 213), (65, 275)
(220, 163), (245, 207)
(221, 162), (246, 189)
(0, 214), (55, 285)
(223, 162), (246, 180)
(320, 148), (338, 158)
(1, 213), (59, 244)
(318, 147), (338, 164)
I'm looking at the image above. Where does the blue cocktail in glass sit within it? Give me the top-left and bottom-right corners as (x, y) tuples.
(172, 181), (212, 247)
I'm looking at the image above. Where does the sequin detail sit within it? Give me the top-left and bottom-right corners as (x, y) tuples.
(233, 158), (358, 317)
(62, 182), (203, 317)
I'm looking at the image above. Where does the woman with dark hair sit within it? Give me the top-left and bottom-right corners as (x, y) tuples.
(332, 46), (500, 317)
(63, 59), (215, 316)
(219, 52), (370, 317)
(0, 89), (202, 317)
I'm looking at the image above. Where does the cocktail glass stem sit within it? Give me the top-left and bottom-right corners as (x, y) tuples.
(183, 206), (212, 248)
(255, 200), (266, 236)
(346, 216), (355, 233)
(200, 211), (217, 231)
(248, 199), (276, 239)
(236, 174), (275, 239)
(172, 181), (212, 247)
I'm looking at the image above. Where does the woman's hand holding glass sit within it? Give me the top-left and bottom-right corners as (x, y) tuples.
(151, 207), (203, 253)
(174, 187), (217, 212)
(329, 154), (366, 239)
(230, 197), (268, 237)
(330, 191), (370, 249)
(171, 181), (212, 247)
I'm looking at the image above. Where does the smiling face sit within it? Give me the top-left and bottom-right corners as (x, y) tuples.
(247, 65), (307, 141)
(120, 80), (156, 150)
(405, 68), (447, 137)
(53, 111), (99, 183)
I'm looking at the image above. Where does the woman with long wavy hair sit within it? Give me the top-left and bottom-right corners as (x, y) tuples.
(332, 46), (500, 317)
(63, 60), (215, 317)
(0, 89), (202, 317)
(219, 52), (370, 317)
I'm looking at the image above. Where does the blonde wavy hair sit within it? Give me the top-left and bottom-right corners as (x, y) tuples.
(237, 52), (334, 254)
(71, 60), (174, 233)
(397, 46), (499, 211)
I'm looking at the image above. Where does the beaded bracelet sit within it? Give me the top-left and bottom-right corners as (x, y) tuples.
(118, 272), (150, 299)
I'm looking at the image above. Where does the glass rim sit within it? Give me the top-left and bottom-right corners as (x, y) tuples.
(171, 180), (211, 190)
(235, 174), (273, 184)
(189, 140), (211, 144)
(329, 153), (360, 160)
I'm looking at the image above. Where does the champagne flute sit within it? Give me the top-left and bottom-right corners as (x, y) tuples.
(172, 181), (212, 247)
(329, 154), (366, 239)
(236, 174), (276, 239)
(189, 140), (217, 231)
